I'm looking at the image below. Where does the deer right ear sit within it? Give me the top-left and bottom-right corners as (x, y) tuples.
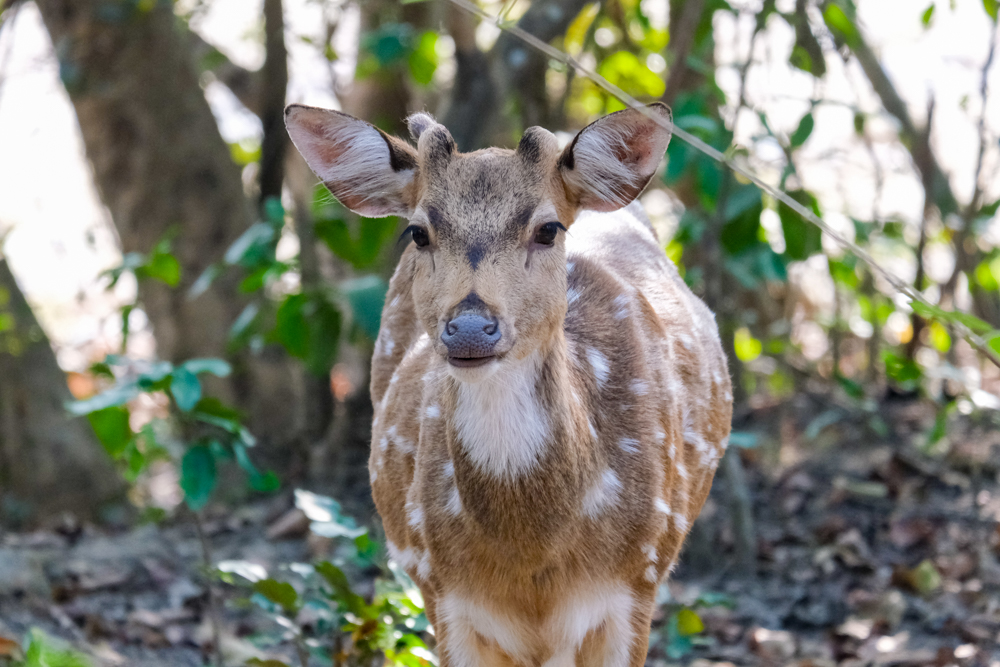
(285, 104), (418, 218)
(558, 103), (672, 213)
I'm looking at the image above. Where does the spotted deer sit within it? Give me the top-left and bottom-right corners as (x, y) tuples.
(285, 101), (732, 666)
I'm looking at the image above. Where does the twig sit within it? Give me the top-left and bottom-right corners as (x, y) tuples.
(193, 510), (224, 667)
(440, 0), (1000, 371)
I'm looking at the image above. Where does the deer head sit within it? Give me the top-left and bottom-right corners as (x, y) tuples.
(285, 104), (672, 384)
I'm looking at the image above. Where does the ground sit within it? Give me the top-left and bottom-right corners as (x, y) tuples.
(1, 395), (999, 666)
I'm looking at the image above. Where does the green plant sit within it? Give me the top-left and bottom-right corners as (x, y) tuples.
(221, 491), (434, 667)
(652, 590), (732, 660)
(1, 628), (94, 667)
(67, 355), (277, 505)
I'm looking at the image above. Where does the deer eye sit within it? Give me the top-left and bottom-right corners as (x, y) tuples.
(406, 226), (431, 248)
(533, 222), (565, 247)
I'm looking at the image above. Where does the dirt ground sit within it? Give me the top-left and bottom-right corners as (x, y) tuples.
(1, 394), (999, 666)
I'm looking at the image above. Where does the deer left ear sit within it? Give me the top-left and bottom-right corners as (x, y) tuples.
(285, 104), (418, 218)
(558, 103), (672, 213)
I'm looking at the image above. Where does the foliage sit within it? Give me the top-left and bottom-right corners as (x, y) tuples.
(0, 628), (94, 667)
(66, 355), (277, 508)
(219, 491), (435, 666)
(651, 589), (733, 660)
(191, 195), (391, 378)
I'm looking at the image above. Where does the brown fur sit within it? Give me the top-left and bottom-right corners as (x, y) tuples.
(286, 103), (733, 666)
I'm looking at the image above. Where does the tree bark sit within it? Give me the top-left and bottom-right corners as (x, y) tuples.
(0, 258), (123, 527)
(34, 0), (301, 469)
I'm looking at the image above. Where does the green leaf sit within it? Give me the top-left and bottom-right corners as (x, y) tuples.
(137, 251), (181, 287)
(181, 358), (232, 378)
(180, 445), (217, 511)
(910, 301), (993, 334)
(234, 444), (280, 492)
(984, 0), (998, 22)
(253, 579), (299, 614)
(921, 3), (935, 26)
(789, 113), (814, 148)
(778, 190), (823, 261)
(597, 51), (666, 99)
(224, 222), (276, 266)
(883, 351), (922, 389)
(342, 275), (388, 340)
(676, 608), (704, 636)
(407, 31), (438, 85)
(727, 431), (759, 449)
(823, 3), (859, 47)
(23, 628), (93, 667)
(274, 292), (342, 375)
(170, 367), (202, 412)
(720, 188), (764, 255)
(66, 383), (140, 416)
(315, 561), (367, 616)
(87, 406), (132, 457)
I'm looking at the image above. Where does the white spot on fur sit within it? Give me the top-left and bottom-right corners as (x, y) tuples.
(425, 404), (440, 419)
(655, 498), (671, 515)
(454, 352), (549, 479)
(588, 420), (598, 441)
(678, 333), (693, 349)
(417, 551), (432, 580)
(369, 467), (378, 483)
(582, 469), (622, 518)
(586, 347), (610, 389)
(619, 437), (640, 454)
(406, 501), (424, 529)
(613, 294), (630, 320)
(642, 544), (657, 561)
(674, 514), (690, 532)
(630, 379), (648, 396)
(386, 541), (419, 571)
(381, 334), (395, 357)
(720, 436), (729, 450)
(676, 460), (689, 479)
(443, 460), (454, 478)
(654, 427), (666, 444)
(379, 436), (388, 452)
(645, 564), (658, 583)
(395, 436), (415, 455)
(445, 485), (463, 516)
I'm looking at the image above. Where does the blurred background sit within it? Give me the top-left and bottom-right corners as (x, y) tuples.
(0, 0), (999, 665)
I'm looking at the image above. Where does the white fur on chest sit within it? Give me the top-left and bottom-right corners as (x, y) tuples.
(453, 353), (549, 479)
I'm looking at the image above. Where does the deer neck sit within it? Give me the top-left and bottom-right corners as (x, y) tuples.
(446, 331), (586, 541)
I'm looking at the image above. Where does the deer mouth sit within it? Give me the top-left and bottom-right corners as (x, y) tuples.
(448, 355), (496, 368)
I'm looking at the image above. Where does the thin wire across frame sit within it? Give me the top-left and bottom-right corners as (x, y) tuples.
(441, 0), (1000, 370)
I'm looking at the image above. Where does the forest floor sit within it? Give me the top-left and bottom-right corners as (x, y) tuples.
(1, 394), (999, 666)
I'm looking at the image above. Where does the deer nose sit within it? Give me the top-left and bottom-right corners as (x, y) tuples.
(441, 313), (501, 359)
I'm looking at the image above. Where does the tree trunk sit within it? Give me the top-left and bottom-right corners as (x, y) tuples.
(34, 0), (301, 471)
(0, 259), (124, 527)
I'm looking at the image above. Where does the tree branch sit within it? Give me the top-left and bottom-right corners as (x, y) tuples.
(258, 0), (288, 203)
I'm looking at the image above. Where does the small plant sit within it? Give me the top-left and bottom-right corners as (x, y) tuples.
(67, 355), (277, 506)
(221, 490), (435, 667)
(0, 628), (94, 667)
(653, 589), (733, 660)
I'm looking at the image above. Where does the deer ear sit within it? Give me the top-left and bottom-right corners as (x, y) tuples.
(558, 103), (671, 213)
(285, 104), (418, 218)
